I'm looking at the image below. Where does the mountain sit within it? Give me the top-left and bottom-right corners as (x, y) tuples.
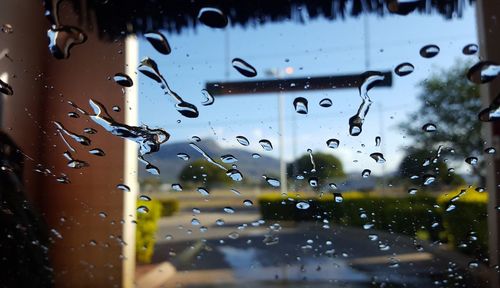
(139, 138), (280, 182)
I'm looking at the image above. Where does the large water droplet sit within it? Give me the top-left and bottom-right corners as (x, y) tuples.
(296, 201), (310, 210)
(144, 31), (171, 55)
(243, 199), (253, 207)
(113, 73), (133, 87)
(293, 97), (308, 114)
(172, 183), (183, 191)
(221, 154), (238, 163)
(485, 147), (496, 154)
(232, 58), (257, 77)
(362, 169), (371, 178)
(223, 207), (235, 214)
(117, 183), (130, 192)
(394, 62), (414, 76)
(479, 94), (500, 122)
(177, 153), (190, 161)
(0, 79), (13, 96)
(319, 98), (332, 107)
(308, 177), (318, 187)
(463, 44), (479, 55)
(465, 156), (478, 166)
(236, 136), (250, 146)
(422, 123), (437, 132)
(467, 61), (500, 84)
(419, 44), (440, 58)
(370, 152), (386, 164)
(89, 148), (105, 156)
(226, 169), (243, 181)
(201, 89), (214, 106)
(137, 206), (149, 214)
(259, 139), (273, 151)
(263, 175), (280, 187)
(197, 187), (210, 196)
(47, 26), (87, 59)
(326, 139), (340, 149)
(423, 174), (436, 186)
(198, 7), (228, 28)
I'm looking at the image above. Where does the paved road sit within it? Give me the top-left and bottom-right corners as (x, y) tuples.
(151, 208), (488, 288)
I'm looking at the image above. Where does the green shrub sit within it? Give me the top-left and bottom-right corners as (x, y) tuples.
(136, 199), (162, 264)
(158, 198), (179, 217)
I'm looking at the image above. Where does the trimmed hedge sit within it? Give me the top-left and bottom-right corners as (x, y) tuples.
(258, 188), (488, 256)
(136, 199), (162, 264)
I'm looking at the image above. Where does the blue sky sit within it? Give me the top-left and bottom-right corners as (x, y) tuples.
(138, 6), (478, 175)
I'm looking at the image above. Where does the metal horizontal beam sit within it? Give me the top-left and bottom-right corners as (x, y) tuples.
(205, 71), (392, 96)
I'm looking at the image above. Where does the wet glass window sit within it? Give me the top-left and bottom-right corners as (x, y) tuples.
(1, 1), (500, 288)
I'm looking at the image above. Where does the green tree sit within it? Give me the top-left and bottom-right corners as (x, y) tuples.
(287, 152), (345, 187)
(398, 148), (465, 189)
(178, 159), (231, 188)
(398, 60), (483, 179)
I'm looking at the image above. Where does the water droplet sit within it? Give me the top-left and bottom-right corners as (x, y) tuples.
(232, 58), (257, 77)
(192, 208), (201, 214)
(408, 188), (418, 195)
(89, 148), (105, 156)
(83, 127), (97, 134)
(172, 183), (183, 191)
(236, 136), (250, 146)
(201, 89), (214, 106)
(145, 164), (160, 175)
(47, 26), (87, 59)
(370, 152), (386, 164)
(226, 169), (243, 181)
(0, 79), (13, 96)
(137, 206), (149, 214)
(363, 223), (374, 230)
(221, 154), (238, 163)
(479, 94), (500, 121)
(334, 193), (343, 203)
(422, 123), (437, 132)
(192, 136), (201, 142)
(139, 195), (151, 201)
(468, 261), (479, 269)
(144, 31), (171, 55)
(228, 231), (240, 239)
(368, 234), (378, 241)
(308, 177), (318, 187)
(252, 153), (261, 159)
(68, 112), (79, 118)
(293, 97), (308, 114)
(375, 136), (381, 147)
(191, 218), (200, 225)
(263, 175), (280, 187)
(243, 200), (253, 207)
(177, 153), (190, 161)
(485, 147), (496, 154)
(113, 73), (133, 87)
(98, 212), (107, 218)
(138, 57), (199, 118)
(362, 169), (371, 178)
(463, 44), (479, 55)
(197, 187), (210, 196)
(296, 201), (310, 210)
(467, 61), (500, 84)
(446, 204), (456, 212)
(329, 183), (338, 190)
(319, 98), (332, 107)
(54, 121), (91, 148)
(423, 174), (436, 186)
(475, 187), (485, 192)
(230, 188), (241, 196)
(465, 156), (478, 166)
(116, 184), (130, 192)
(216, 219), (225, 226)
(223, 207), (235, 214)
(1, 24), (13, 34)
(198, 7), (228, 28)
(326, 139), (340, 149)
(259, 139), (273, 151)
(56, 175), (70, 184)
(394, 62), (414, 76)
(419, 44), (440, 58)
